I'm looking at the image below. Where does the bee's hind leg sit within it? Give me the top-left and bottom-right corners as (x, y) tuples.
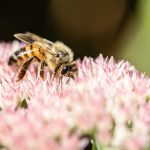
(16, 57), (34, 81)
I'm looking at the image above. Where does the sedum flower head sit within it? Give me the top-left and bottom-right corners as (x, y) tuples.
(0, 41), (150, 150)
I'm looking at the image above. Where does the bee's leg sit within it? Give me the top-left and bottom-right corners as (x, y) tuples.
(16, 57), (34, 81)
(40, 61), (45, 80)
(57, 76), (63, 95)
(51, 72), (56, 81)
(37, 61), (45, 80)
(58, 77), (62, 86)
(65, 78), (70, 84)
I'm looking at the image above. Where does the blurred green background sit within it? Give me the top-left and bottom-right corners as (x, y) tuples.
(118, 0), (150, 75)
(1, 0), (150, 74)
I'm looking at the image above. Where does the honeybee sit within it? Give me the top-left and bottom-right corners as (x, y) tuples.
(8, 32), (78, 81)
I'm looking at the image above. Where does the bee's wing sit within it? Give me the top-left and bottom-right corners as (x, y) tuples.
(14, 32), (39, 44)
(14, 32), (53, 51)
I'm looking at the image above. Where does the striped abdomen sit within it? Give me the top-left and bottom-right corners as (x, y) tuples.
(8, 44), (46, 66)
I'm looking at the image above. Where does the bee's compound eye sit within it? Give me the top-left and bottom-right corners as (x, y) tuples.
(61, 66), (71, 75)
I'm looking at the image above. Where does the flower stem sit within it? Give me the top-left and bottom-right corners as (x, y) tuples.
(91, 136), (102, 150)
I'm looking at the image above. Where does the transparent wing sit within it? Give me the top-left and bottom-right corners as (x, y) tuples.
(14, 32), (53, 52)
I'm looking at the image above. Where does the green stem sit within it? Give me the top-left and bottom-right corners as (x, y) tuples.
(91, 136), (102, 150)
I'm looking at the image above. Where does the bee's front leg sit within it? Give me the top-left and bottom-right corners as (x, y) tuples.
(57, 76), (63, 95)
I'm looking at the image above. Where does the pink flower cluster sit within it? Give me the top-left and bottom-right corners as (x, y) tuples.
(0, 41), (149, 150)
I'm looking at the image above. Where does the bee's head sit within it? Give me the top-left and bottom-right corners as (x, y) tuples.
(59, 63), (78, 78)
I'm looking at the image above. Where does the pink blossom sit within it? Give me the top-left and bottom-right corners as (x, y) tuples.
(0, 41), (149, 150)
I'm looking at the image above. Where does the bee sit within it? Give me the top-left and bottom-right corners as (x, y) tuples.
(8, 32), (78, 81)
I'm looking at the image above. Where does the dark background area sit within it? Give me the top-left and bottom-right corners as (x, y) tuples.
(0, 0), (48, 40)
(0, 0), (139, 59)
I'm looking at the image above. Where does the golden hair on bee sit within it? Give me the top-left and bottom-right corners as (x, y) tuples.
(8, 32), (78, 81)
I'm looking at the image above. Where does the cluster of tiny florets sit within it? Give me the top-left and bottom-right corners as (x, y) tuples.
(0, 41), (149, 150)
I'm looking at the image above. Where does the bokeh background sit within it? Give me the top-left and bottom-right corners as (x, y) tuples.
(1, 0), (150, 74)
